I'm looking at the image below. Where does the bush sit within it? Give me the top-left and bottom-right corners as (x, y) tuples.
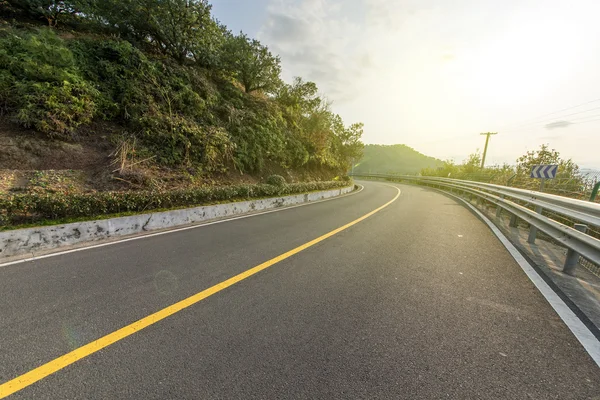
(70, 38), (233, 169)
(266, 174), (286, 186)
(0, 180), (351, 226)
(0, 27), (98, 138)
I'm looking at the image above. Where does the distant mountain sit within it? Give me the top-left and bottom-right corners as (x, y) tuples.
(353, 144), (444, 175)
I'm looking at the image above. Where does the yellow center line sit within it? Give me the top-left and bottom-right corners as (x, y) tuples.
(0, 184), (400, 399)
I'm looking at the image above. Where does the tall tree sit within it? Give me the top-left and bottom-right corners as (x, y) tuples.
(338, 121), (364, 162)
(330, 114), (363, 167)
(90, 0), (223, 66)
(276, 77), (321, 116)
(222, 32), (282, 93)
(515, 144), (583, 192)
(515, 144), (579, 177)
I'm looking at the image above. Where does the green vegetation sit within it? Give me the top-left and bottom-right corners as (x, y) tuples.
(222, 32), (281, 93)
(1, 180), (349, 227)
(353, 144), (443, 175)
(421, 144), (590, 199)
(0, 0), (363, 175)
(266, 174), (286, 187)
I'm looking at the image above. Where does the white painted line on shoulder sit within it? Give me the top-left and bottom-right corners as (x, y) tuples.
(0, 184), (364, 269)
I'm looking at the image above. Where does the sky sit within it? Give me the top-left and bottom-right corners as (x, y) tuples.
(210, 0), (600, 169)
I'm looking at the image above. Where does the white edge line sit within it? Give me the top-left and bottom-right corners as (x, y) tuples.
(442, 190), (600, 367)
(0, 184), (364, 268)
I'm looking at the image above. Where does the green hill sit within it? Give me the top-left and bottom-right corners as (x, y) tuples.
(353, 144), (443, 175)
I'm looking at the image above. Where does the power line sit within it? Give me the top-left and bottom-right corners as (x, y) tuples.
(502, 105), (600, 133)
(562, 113), (600, 123)
(542, 105), (600, 121)
(540, 114), (600, 129)
(498, 97), (600, 131)
(502, 115), (600, 135)
(504, 105), (600, 131)
(572, 117), (600, 125)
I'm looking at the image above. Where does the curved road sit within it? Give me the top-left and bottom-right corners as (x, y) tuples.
(0, 181), (598, 399)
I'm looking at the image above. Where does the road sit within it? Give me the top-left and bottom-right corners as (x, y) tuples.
(0, 181), (599, 399)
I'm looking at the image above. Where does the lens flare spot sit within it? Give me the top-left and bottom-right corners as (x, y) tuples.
(154, 270), (179, 295)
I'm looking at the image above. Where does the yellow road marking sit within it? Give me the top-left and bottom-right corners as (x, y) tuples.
(0, 185), (400, 399)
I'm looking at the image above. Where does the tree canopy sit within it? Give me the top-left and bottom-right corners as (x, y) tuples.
(222, 32), (282, 93)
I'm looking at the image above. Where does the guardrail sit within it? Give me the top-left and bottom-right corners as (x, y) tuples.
(352, 173), (600, 275)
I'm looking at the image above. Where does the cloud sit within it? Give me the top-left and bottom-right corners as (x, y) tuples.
(364, 0), (437, 30)
(545, 121), (572, 129)
(261, 13), (311, 45)
(258, 0), (467, 104)
(259, 0), (369, 103)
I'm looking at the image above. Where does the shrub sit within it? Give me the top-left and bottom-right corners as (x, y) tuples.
(70, 37), (234, 169)
(0, 180), (351, 226)
(266, 174), (286, 187)
(0, 27), (98, 138)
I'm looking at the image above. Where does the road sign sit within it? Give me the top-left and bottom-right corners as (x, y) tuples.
(530, 164), (558, 179)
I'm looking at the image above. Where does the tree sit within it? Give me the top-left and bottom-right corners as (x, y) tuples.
(340, 122), (364, 159)
(90, 0), (223, 66)
(276, 78), (363, 170)
(515, 144), (579, 176)
(276, 77), (321, 116)
(330, 115), (363, 167)
(277, 78), (331, 162)
(515, 144), (583, 194)
(4, 0), (84, 26)
(222, 32), (282, 93)
(461, 151), (482, 175)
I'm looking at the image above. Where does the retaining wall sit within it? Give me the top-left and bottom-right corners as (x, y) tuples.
(1, 185), (354, 259)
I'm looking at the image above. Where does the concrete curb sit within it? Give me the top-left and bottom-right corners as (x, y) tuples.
(1, 185), (354, 259)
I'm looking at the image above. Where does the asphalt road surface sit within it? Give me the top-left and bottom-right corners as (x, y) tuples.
(0, 181), (599, 399)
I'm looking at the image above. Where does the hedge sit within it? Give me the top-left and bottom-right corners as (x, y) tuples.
(0, 181), (351, 227)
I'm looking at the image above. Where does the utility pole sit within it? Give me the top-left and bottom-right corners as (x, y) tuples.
(480, 132), (498, 168)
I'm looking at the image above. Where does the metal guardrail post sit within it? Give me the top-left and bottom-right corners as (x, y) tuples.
(509, 214), (518, 227)
(496, 195), (504, 217)
(563, 224), (588, 275)
(527, 204), (543, 243)
(527, 179), (546, 244)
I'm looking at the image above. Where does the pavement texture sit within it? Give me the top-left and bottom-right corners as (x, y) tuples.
(0, 181), (599, 399)
(483, 200), (600, 334)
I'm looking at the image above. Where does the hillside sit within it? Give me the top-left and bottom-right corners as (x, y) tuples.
(353, 145), (443, 175)
(0, 1), (363, 196)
